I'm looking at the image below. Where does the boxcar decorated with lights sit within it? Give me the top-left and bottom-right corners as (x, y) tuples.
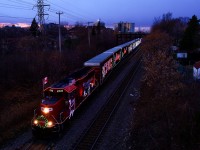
(31, 38), (141, 135)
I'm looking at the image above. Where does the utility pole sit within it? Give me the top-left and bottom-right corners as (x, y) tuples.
(56, 11), (63, 53)
(87, 22), (93, 48)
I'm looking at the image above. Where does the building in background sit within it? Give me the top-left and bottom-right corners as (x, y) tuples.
(114, 22), (147, 44)
(93, 19), (105, 28)
(115, 22), (135, 33)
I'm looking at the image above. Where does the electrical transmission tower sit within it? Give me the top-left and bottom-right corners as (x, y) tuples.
(36, 0), (50, 33)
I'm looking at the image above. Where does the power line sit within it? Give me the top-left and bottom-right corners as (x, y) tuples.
(0, 2), (30, 9)
(7, 0), (34, 6)
(0, 5), (31, 10)
(46, 0), (95, 22)
(18, 0), (35, 5)
(0, 0), (96, 25)
(59, 0), (94, 18)
(0, 15), (32, 20)
(0, 1), (36, 21)
(49, 8), (84, 22)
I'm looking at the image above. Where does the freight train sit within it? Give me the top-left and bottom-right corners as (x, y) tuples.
(31, 38), (141, 135)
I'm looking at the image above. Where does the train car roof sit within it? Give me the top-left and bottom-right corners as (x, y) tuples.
(84, 39), (141, 67)
(104, 46), (121, 54)
(51, 67), (93, 88)
(84, 52), (113, 67)
(118, 39), (137, 48)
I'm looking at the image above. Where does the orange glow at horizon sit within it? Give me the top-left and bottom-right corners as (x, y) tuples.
(0, 23), (30, 28)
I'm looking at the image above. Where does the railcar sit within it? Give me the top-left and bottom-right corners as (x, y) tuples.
(31, 38), (141, 135)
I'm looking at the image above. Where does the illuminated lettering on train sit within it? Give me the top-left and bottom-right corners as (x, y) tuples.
(115, 53), (121, 62)
(49, 89), (63, 93)
(83, 79), (92, 97)
(128, 45), (132, 51)
(124, 48), (127, 54)
(102, 58), (113, 79)
(122, 48), (127, 57)
(57, 90), (63, 93)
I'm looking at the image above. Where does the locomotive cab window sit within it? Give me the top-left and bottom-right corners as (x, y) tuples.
(42, 90), (64, 104)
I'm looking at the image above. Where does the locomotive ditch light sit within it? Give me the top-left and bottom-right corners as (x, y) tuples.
(33, 119), (38, 125)
(47, 121), (53, 127)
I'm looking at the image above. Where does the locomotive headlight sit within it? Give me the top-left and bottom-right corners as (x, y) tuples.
(43, 107), (50, 114)
(47, 121), (53, 127)
(41, 107), (53, 114)
(33, 119), (38, 125)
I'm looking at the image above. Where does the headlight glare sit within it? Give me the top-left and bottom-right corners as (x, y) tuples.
(41, 107), (53, 114)
(47, 121), (53, 127)
(43, 107), (49, 114)
(34, 120), (38, 125)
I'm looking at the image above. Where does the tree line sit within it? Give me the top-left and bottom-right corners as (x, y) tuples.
(127, 13), (200, 150)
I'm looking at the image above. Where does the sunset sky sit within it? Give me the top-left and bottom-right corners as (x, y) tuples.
(0, 0), (199, 27)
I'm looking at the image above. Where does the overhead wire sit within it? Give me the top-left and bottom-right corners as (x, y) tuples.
(48, 8), (81, 22)
(0, 6), (31, 10)
(7, 0), (34, 6)
(0, 0), (37, 22)
(0, 15), (33, 20)
(46, 0), (95, 23)
(0, 0), (97, 24)
(47, 1), (84, 21)
(0, 2), (31, 9)
(59, 0), (94, 19)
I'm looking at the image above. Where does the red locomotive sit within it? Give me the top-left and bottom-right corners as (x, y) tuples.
(31, 38), (141, 135)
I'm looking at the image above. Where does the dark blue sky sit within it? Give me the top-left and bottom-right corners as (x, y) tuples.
(0, 0), (199, 27)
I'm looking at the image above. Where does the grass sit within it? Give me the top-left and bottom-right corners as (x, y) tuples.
(0, 87), (40, 147)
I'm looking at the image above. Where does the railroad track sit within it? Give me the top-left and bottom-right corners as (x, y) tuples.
(72, 48), (143, 150)
(15, 137), (56, 150)
(13, 48), (142, 150)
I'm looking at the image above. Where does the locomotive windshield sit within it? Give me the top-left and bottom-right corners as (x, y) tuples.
(42, 90), (64, 104)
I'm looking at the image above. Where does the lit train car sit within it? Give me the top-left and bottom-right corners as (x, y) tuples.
(31, 38), (141, 135)
(84, 38), (142, 84)
(104, 47), (122, 67)
(84, 52), (113, 84)
(118, 38), (141, 54)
